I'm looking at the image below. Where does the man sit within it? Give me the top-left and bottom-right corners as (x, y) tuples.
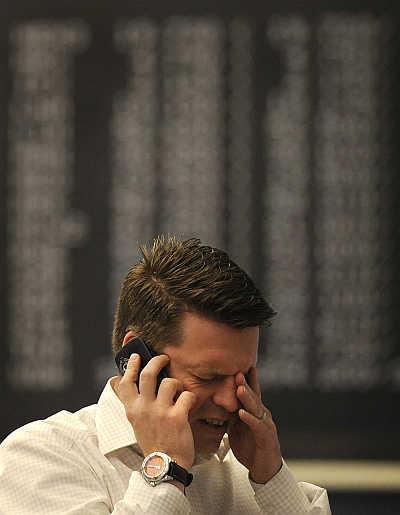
(0, 236), (331, 513)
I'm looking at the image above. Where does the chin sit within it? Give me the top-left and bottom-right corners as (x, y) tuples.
(194, 435), (225, 457)
(191, 419), (226, 459)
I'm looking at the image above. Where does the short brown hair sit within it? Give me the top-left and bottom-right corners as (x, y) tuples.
(112, 235), (276, 354)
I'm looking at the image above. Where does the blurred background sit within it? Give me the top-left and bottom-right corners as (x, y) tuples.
(1, 0), (399, 513)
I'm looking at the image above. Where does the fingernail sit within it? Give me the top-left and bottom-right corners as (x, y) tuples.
(130, 353), (138, 361)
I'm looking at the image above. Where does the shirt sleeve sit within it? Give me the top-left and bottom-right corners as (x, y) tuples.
(0, 428), (191, 515)
(250, 461), (331, 515)
(114, 472), (190, 514)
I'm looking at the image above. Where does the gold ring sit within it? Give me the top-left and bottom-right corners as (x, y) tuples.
(259, 411), (268, 422)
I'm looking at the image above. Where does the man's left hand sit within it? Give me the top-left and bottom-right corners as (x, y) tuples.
(228, 367), (282, 484)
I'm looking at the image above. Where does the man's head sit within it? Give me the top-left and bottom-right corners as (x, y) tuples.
(112, 235), (275, 355)
(113, 235), (276, 456)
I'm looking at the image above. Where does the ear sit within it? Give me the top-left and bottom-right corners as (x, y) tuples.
(122, 330), (136, 347)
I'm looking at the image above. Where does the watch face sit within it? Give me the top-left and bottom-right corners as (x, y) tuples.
(144, 455), (167, 478)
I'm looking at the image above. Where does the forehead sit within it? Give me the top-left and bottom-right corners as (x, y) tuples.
(169, 312), (259, 374)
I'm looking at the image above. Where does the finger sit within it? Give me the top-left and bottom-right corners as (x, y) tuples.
(157, 377), (180, 405)
(174, 390), (197, 415)
(238, 408), (275, 435)
(235, 368), (262, 411)
(236, 378), (264, 418)
(248, 367), (262, 397)
(139, 354), (170, 398)
(118, 353), (140, 403)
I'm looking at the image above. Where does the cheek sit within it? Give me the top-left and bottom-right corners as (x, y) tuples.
(184, 383), (214, 410)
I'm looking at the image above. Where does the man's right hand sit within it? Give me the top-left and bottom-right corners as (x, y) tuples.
(117, 353), (196, 470)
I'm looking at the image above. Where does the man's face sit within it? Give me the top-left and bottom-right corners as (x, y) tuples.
(163, 312), (259, 457)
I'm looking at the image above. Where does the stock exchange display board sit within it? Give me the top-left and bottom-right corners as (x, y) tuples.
(1, 0), (399, 461)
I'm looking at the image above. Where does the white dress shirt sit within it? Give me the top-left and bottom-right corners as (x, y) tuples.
(0, 379), (331, 514)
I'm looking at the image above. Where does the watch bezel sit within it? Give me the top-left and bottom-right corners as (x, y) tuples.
(141, 452), (172, 486)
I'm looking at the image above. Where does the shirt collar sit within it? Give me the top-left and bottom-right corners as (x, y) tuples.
(217, 434), (231, 461)
(95, 377), (231, 462)
(95, 377), (138, 455)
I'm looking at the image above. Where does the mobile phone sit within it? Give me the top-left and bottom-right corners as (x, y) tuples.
(115, 336), (168, 392)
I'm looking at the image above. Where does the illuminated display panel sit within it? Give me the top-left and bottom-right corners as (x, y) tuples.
(0, 2), (398, 462)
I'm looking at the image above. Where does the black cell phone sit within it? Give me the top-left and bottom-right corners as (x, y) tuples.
(115, 336), (168, 392)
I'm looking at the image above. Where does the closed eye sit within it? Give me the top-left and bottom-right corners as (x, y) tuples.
(194, 375), (221, 384)
(195, 371), (252, 384)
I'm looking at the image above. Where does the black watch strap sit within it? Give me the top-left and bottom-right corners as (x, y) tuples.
(169, 461), (193, 487)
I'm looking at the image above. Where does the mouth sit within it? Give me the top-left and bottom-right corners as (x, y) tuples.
(199, 418), (228, 433)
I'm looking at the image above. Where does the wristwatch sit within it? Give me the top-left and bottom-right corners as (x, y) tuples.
(141, 451), (193, 487)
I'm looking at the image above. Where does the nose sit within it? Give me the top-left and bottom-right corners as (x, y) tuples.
(212, 376), (239, 413)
